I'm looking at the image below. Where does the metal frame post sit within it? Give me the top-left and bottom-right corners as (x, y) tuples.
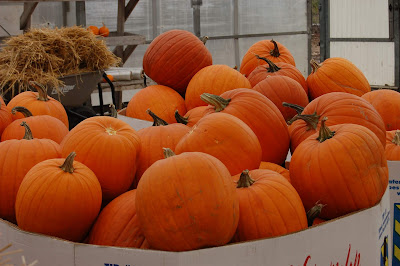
(191, 0), (202, 37)
(233, 0), (240, 68)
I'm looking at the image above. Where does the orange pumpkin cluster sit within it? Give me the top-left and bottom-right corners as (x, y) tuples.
(0, 29), (394, 252)
(88, 23), (110, 37)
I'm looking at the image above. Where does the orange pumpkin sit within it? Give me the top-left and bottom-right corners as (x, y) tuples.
(136, 149), (239, 251)
(175, 106), (209, 127)
(143, 30), (212, 95)
(1, 106), (68, 144)
(0, 122), (61, 223)
(126, 85), (186, 124)
(15, 152), (102, 242)
(175, 112), (262, 176)
(88, 25), (99, 35)
(99, 23), (110, 37)
(231, 169), (307, 242)
(240, 40), (296, 77)
(385, 130), (400, 160)
(0, 99), (12, 138)
(184, 65), (252, 110)
(259, 161), (290, 182)
(61, 116), (141, 203)
(307, 58), (370, 100)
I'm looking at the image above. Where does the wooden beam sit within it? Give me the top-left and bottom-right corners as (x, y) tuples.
(125, 0), (140, 22)
(123, 45), (138, 63)
(20, 2), (38, 31)
(115, 0), (125, 59)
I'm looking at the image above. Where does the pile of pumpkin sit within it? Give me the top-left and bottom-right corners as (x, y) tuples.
(0, 29), (398, 252)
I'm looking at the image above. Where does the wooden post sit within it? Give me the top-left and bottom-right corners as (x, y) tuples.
(20, 2), (38, 31)
(116, 0), (126, 60)
(76, 1), (86, 27)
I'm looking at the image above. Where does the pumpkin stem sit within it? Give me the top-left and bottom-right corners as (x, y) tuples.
(201, 36), (209, 44)
(270, 39), (280, 57)
(146, 109), (168, 126)
(60, 152), (76, 174)
(255, 54), (281, 73)
(109, 104), (118, 118)
(20, 121), (33, 140)
(282, 102), (304, 115)
(310, 59), (321, 73)
(306, 201), (326, 226)
(175, 110), (189, 125)
(392, 130), (400, 146)
(236, 170), (255, 188)
(29, 81), (49, 102)
(317, 117), (335, 142)
(287, 112), (320, 131)
(233, 65), (238, 70)
(163, 148), (175, 158)
(12, 106), (33, 117)
(200, 93), (231, 112)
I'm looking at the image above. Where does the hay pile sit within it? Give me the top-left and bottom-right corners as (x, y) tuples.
(0, 26), (121, 96)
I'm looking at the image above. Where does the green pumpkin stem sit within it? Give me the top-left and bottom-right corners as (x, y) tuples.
(146, 109), (168, 126)
(255, 54), (281, 73)
(307, 201), (326, 227)
(109, 104), (118, 118)
(236, 170), (255, 188)
(392, 130), (400, 146)
(200, 93), (231, 112)
(12, 106), (33, 117)
(282, 102), (305, 115)
(288, 112), (320, 131)
(175, 110), (189, 125)
(29, 81), (49, 102)
(20, 121), (33, 140)
(317, 117), (335, 142)
(310, 59), (321, 73)
(60, 152), (76, 173)
(270, 39), (280, 57)
(163, 148), (175, 158)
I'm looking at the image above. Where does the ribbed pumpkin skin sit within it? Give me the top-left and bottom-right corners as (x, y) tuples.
(0, 138), (61, 223)
(259, 161), (290, 183)
(7, 91), (68, 127)
(253, 76), (309, 122)
(181, 106), (209, 127)
(61, 116), (141, 203)
(361, 89), (400, 131)
(1, 115), (68, 143)
(232, 170), (307, 242)
(289, 92), (386, 153)
(185, 65), (252, 110)
(136, 151), (239, 251)
(385, 130), (400, 160)
(175, 112), (262, 176)
(290, 124), (388, 220)
(307, 57), (370, 100)
(143, 30), (212, 95)
(0, 101), (12, 138)
(15, 157), (102, 242)
(87, 189), (147, 248)
(204, 89), (290, 165)
(240, 40), (296, 77)
(134, 123), (191, 186)
(126, 85), (186, 124)
(247, 62), (307, 94)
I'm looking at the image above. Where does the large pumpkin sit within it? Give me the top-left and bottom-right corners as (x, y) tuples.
(136, 149), (239, 251)
(175, 106), (209, 127)
(361, 89), (400, 131)
(232, 169), (307, 242)
(15, 152), (102, 242)
(184, 65), (252, 110)
(240, 40), (296, 77)
(143, 29), (212, 95)
(61, 116), (141, 203)
(1, 106), (68, 143)
(287, 92), (386, 152)
(290, 117), (388, 219)
(175, 112), (262, 175)
(0, 122), (61, 223)
(307, 58), (370, 100)
(126, 85), (186, 124)
(259, 161), (290, 183)
(0, 99), (12, 138)
(200, 89), (289, 165)
(385, 130), (400, 160)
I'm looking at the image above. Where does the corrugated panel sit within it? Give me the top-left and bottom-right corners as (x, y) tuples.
(330, 41), (394, 86)
(330, 0), (389, 38)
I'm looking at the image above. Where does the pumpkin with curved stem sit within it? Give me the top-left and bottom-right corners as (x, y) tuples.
(1, 106), (69, 143)
(0, 122), (61, 223)
(136, 149), (239, 251)
(385, 130), (400, 160)
(15, 152), (102, 242)
(361, 89), (400, 131)
(0, 100), (12, 138)
(126, 85), (186, 124)
(290, 117), (388, 220)
(259, 161), (290, 182)
(247, 56), (308, 94)
(175, 112), (262, 175)
(175, 106), (209, 127)
(99, 22), (109, 37)
(200, 89), (289, 165)
(143, 29), (212, 95)
(252, 75), (309, 122)
(240, 39), (296, 77)
(61, 116), (141, 203)
(87, 189), (148, 248)
(7, 82), (68, 127)
(286, 92), (386, 152)
(231, 169), (307, 242)
(307, 58), (370, 99)
(87, 25), (99, 35)
(184, 64), (252, 110)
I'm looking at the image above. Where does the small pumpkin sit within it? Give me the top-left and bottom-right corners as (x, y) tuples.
(259, 161), (290, 182)
(88, 25), (99, 35)
(385, 130), (400, 160)
(175, 106), (209, 127)
(0, 99), (12, 138)
(99, 22), (110, 37)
